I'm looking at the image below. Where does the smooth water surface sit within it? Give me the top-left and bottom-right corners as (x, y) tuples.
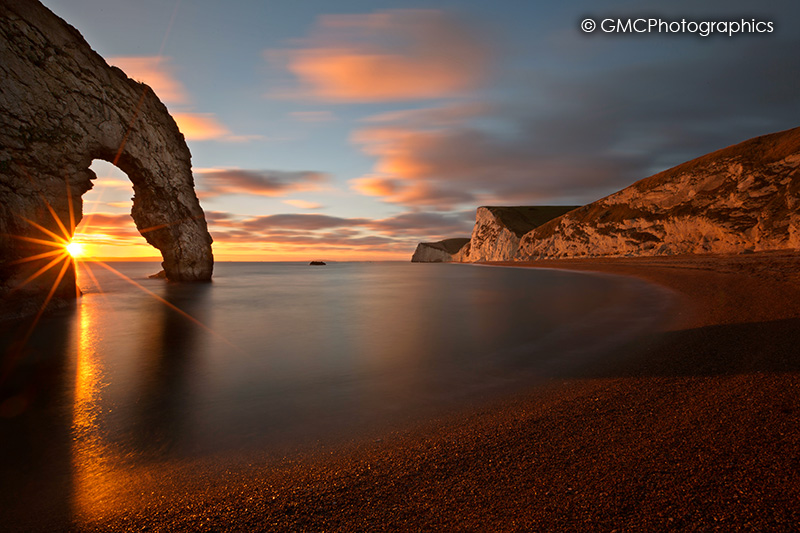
(0, 262), (670, 525)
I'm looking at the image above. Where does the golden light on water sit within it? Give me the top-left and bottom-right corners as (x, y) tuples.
(9, 168), (230, 518)
(69, 296), (164, 521)
(70, 301), (115, 520)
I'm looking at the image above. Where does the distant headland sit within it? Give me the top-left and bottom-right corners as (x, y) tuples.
(413, 127), (800, 263)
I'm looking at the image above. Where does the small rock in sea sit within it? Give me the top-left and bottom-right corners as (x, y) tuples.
(148, 270), (167, 279)
(309, 261), (326, 266)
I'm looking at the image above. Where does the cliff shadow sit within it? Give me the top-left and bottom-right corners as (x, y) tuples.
(127, 282), (212, 459)
(0, 307), (77, 530)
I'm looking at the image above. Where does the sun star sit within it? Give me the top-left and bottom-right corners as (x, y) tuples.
(66, 241), (84, 258)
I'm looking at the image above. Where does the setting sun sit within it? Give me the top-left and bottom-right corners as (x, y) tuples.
(66, 241), (85, 258)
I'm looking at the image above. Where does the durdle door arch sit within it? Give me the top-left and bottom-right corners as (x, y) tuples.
(0, 0), (213, 315)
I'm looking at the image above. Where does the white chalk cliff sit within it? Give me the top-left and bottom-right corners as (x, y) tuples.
(463, 206), (578, 262)
(517, 127), (800, 259)
(411, 238), (470, 262)
(412, 127), (800, 262)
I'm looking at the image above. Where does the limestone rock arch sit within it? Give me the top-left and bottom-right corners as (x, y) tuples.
(0, 0), (213, 313)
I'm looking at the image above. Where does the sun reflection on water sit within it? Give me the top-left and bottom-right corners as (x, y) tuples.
(70, 298), (116, 520)
(70, 296), (148, 523)
(67, 267), (221, 523)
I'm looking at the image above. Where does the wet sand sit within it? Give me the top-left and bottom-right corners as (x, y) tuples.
(78, 252), (800, 531)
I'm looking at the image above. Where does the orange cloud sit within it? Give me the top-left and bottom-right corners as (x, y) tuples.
(109, 56), (188, 104)
(205, 211), (471, 242)
(108, 58), (257, 142)
(278, 10), (490, 102)
(209, 242), (409, 262)
(87, 178), (133, 190)
(283, 199), (324, 209)
(172, 113), (263, 142)
(72, 212), (160, 259)
(197, 208), (472, 261)
(69, 207), (473, 261)
(349, 103), (651, 209)
(350, 175), (407, 197)
(77, 212), (131, 228)
(349, 124), (477, 207)
(172, 113), (231, 141)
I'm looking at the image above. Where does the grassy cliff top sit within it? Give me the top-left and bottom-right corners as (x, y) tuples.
(421, 238), (471, 254)
(480, 206), (580, 237)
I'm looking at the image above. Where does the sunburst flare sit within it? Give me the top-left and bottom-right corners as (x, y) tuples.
(66, 242), (84, 258)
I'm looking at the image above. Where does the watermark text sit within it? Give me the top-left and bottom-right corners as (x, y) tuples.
(581, 18), (774, 37)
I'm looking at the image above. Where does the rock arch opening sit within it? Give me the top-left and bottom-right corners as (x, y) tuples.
(73, 161), (160, 260)
(78, 143), (214, 284)
(0, 0), (214, 317)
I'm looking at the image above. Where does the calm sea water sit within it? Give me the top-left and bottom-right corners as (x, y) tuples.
(0, 261), (670, 525)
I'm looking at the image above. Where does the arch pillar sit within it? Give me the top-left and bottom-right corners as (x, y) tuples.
(0, 0), (213, 316)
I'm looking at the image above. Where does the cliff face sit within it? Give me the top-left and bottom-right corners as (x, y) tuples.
(463, 206), (578, 262)
(410, 128), (800, 264)
(0, 0), (213, 314)
(411, 238), (470, 262)
(517, 127), (800, 259)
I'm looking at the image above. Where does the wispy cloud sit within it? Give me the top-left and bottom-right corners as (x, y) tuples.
(73, 208), (473, 259)
(87, 178), (133, 190)
(348, 37), (800, 209)
(195, 168), (328, 198)
(109, 56), (188, 105)
(283, 199), (324, 209)
(78, 212), (132, 228)
(172, 113), (230, 141)
(271, 10), (490, 102)
(366, 211), (473, 236)
(239, 214), (369, 231)
(172, 113), (264, 142)
(360, 103), (488, 126)
(109, 56), (260, 143)
(205, 211), (473, 251)
(75, 212), (141, 242)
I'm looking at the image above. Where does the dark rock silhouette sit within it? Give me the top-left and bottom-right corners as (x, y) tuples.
(309, 261), (326, 266)
(0, 0), (213, 315)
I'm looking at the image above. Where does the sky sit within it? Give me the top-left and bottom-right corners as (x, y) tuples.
(40, 0), (800, 261)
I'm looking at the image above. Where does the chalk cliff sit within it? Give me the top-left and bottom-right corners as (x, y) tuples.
(463, 206), (578, 262)
(411, 127), (800, 263)
(411, 238), (470, 262)
(517, 127), (800, 259)
(0, 0), (213, 314)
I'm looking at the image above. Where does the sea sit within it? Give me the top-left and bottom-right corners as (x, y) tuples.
(0, 261), (671, 525)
